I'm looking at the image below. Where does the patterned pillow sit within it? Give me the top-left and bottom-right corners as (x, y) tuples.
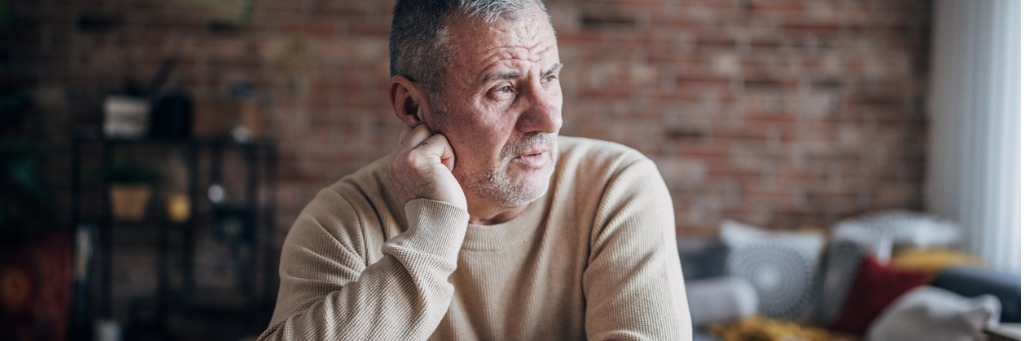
(720, 220), (824, 320)
(833, 210), (962, 250)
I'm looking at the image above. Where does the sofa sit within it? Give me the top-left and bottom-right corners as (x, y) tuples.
(680, 210), (1021, 341)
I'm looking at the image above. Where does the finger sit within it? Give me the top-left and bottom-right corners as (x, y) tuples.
(438, 136), (455, 171)
(401, 124), (433, 153)
(418, 134), (457, 172)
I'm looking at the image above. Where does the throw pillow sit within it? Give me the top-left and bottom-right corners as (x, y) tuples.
(866, 286), (1001, 341)
(720, 220), (824, 320)
(831, 255), (929, 334)
(833, 210), (961, 250)
(815, 234), (893, 325)
(815, 239), (864, 325)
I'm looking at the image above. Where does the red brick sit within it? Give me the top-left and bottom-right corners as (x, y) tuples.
(17, 0), (932, 308)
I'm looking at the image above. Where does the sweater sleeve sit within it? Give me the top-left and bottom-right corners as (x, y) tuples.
(258, 194), (470, 341)
(583, 158), (693, 340)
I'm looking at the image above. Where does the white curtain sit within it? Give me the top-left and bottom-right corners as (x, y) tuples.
(926, 0), (1021, 274)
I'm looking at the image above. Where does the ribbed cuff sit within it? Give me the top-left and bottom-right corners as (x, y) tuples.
(394, 198), (470, 260)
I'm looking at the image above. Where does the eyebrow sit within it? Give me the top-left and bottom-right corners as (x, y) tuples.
(483, 71), (522, 84)
(542, 63), (563, 78)
(481, 62), (564, 84)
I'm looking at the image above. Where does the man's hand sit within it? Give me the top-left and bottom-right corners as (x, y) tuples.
(385, 124), (467, 211)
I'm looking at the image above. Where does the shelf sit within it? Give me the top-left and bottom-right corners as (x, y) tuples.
(107, 219), (189, 229)
(69, 132), (278, 340)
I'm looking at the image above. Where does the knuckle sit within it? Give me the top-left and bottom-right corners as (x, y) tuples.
(401, 152), (418, 165)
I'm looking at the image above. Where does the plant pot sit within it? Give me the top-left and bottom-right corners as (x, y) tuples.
(109, 185), (151, 221)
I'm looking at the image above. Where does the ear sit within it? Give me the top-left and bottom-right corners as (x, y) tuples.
(389, 75), (428, 127)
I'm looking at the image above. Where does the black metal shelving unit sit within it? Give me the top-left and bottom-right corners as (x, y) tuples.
(69, 132), (278, 340)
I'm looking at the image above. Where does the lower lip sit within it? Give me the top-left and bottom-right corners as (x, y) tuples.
(514, 152), (548, 168)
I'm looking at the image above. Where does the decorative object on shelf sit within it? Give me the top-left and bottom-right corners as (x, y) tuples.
(149, 89), (193, 139)
(193, 99), (240, 139)
(110, 185), (150, 222)
(230, 83), (266, 142)
(166, 193), (191, 223)
(106, 54), (178, 139)
(191, 83), (268, 141)
(164, 151), (191, 223)
(103, 96), (150, 139)
(103, 161), (160, 221)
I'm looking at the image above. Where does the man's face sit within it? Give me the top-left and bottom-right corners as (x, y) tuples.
(426, 4), (563, 210)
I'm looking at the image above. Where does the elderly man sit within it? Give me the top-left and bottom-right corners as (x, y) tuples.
(259, 0), (691, 340)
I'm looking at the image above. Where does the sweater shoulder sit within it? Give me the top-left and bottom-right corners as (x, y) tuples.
(556, 136), (651, 178)
(549, 136), (660, 216)
(291, 157), (396, 261)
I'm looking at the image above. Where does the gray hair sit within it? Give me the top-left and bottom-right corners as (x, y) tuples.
(388, 0), (551, 94)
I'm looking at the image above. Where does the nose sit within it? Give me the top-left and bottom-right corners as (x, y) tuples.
(516, 82), (563, 134)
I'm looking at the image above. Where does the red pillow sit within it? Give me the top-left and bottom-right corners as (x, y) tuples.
(831, 255), (929, 334)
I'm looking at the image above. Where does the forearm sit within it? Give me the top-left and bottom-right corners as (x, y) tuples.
(260, 199), (469, 341)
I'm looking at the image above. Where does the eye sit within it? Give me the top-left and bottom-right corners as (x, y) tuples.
(543, 74), (558, 82)
(493, 82), (516, 96)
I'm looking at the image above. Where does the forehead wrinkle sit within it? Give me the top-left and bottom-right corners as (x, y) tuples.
(478, 42), (555, 72)
(446, 8), (558, 90)
(474, 45), (555, 86)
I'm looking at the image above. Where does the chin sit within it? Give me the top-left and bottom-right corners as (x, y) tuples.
(468, 152), (557, 208)
(506, 166), (554, 206)
(499, 184), (548, 208)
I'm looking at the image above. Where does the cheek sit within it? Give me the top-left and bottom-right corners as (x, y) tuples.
(551, 82), (564, 109)
(439, 101), (518, 168)
(447, 117), (507, 167)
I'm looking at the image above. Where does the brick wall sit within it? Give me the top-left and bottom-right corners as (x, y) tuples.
(10, 0), (930, 241)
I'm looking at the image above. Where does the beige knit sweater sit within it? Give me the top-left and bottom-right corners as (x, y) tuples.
(259, 136), (691, 340)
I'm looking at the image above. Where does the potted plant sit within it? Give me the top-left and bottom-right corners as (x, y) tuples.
(103, 161), (159, 221)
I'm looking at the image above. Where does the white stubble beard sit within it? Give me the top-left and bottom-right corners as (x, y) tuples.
(466, 133), (558, 208)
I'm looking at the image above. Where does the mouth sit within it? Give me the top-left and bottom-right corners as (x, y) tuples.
(512, 149), (550, 169)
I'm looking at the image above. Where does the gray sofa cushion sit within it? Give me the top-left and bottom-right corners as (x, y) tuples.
(686, 276), (758, 327)
(678, 239), (729, 280)
(931, 266), (1021, 323)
